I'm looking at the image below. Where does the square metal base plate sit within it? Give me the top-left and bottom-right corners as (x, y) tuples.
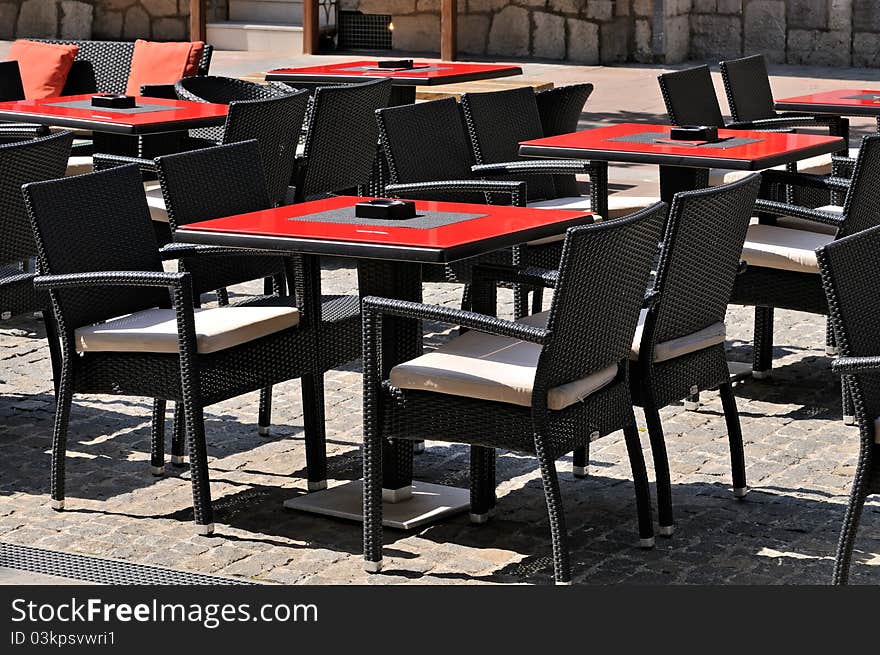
(283, 480), (470, 530)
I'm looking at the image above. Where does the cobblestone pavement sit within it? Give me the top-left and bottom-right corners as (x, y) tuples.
(0, 264), (878, 585)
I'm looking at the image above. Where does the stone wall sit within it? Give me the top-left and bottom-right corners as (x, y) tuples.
(341, 0), (880, 66)
(0, 0), (228, 41)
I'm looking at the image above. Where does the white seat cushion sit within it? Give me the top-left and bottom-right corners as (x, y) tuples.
(629, 309), (726, 363)
(75, 305), (299, 354)
(774, 205), (841, 236)
(741, 224), (834, 274)
(144, 183), (168, 223)
(873, 417), (880, 444)
(389, 312), (618, 411)
(525, 195), (657, 245)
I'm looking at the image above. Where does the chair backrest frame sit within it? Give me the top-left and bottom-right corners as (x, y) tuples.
(720, 54), (777, 123)
(658, 65), (726, 128)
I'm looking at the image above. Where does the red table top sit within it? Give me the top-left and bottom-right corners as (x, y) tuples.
(178, 195), (593, 263)
(775, 89), (880, 116)
(0, 94), (228, 134)
(265, 60), (522, 86)
(519, 122), (845, 170)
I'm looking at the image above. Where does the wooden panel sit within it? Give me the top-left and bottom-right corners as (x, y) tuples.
(190, 0), (206, 42)
(303, 0), (320, 54)
(441, 0), (457, 61)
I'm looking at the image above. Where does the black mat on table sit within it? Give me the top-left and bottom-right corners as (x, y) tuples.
(337, 65), (452, 74)
(843, 94), (880, 101)
(46, 100), (183, 114)
(289, 208), (485, 229)
(609, 132), (762, 149)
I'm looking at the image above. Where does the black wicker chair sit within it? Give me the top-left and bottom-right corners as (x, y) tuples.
(626, 174), (762, 535)
(732, 135), (880, 381)
(361, 202), (667, 584)
(23, 163), (351, 533)
(535, 83), (594, 198)
(816, 225), (880, 584)
(153, 140), (361, 489)
(0, 132), (73, 389)
(0, 61), (47, 143)
(94, 90), (311, 229)
(292, 79), (392, 202)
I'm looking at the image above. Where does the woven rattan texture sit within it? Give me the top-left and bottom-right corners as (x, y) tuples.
(719, 55), (778, 122)
(658, 66), (726, 128)
(298, 79), (392, 200)
(535, 83), (594, 197)
(835, 136), (880, 238)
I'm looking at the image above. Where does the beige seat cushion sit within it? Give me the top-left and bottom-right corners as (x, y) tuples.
(389, 312), (618, 411)
(872, 417), (880, 444)
(75, 305), (299, 354)
(526, 195), (657, 245)
(629, 309), (726, 362)
(65, 155), (92, 176)
(741, 224), (834, 274)
(774, 205), (841, 236)
(144, 183), (169, 223)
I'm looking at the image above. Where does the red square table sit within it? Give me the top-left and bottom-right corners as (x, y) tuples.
(179, 195), (592, 529)
(0, 94), (228, 155)
(519, 122), (846, 203)
(776, 89), (880, 146)
(265, 60), (523, 105)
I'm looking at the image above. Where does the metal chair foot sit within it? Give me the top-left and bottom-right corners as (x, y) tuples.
(258, 425), (270, 437)
(572, 465), (588, 479)
(170, 455), (185, 466)
(469, 512), (490, 524)
(733, 486), (749, 499)
(658, 524), (674, 537)
(751, 369), (771, 380)
(196, 523), (215, 536)
(684, 400), (700, 411)
(50, 500), (64, 511)
(639, 537), (655, 549)
(364, 559), (383, 573)
(843, 415), (855, 426)
(308, 480), (327, 492)
(413, 441), (425, 454)
(826, 346), (839, 357)
(150, 465), (165, 477)
(555, 579), (572, 586)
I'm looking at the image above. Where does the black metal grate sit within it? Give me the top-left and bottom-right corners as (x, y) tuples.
(0, 542), (254, 585)
(337, 11), (393, 50)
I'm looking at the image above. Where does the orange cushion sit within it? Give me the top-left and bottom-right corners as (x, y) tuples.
(7, 40), (79, 99)
(125, 40), (206, 96)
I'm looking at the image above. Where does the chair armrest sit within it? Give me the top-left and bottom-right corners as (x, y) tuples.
(92, 152), (157, 173)
(643, 289), (660, 309)
(384, 179), (527, 206)
(753, 199), (844, 227)
(760, 169), (849, 192)
(34, 270), (187, 290)
(140, 84), (178, 99)
(160, 243), (288, 260)
(832, 356), (880, 375)
(0, 123), (49, 140)
(472, 159), (601, 178)
(472, 263), (559, 290)
(362, 296), (548, 345)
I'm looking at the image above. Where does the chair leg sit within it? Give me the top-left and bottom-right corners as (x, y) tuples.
(752, 306), (774, 379)
(258, 387), (272, 436)
(43, 310), (62, 397)
(171, 403), (186, 466)
(183, 401), (214, 535)
(623, 420), (656, 546)
(642, 403), (672, 537)
(534, 437), (571, 585)
(719, 382), (748, 498)
(216, 288), (229, 306)
(832, 445), (874, 585)
(469, 446), (496, 523)
(531, 287), (544, 315)
(460, 283), (472, 312)
(684, 391), (700, 411)
(150, 399), (166, 476)
(826, 318), (838, 356)
(513, 285), (529, 320)
(572, 444), (589, 478)
(362, 389), (383, 574)
(49, 365), (74, 511)
(301, 374), (328, 492)
(842, 380), (855, 425)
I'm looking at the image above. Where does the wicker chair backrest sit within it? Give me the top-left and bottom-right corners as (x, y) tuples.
(377, 97), (483, 202)
(0, 60), (25, 102)
(535, 83), (594, 197)
(221, 91), (310, 206)
(175, 75), (290, 104)
(299, 79), (392, 200)
(23, 164), (168, 330)
(460, 86), (555, 201)
(649, 174), (761, 347)
(0, 132), (72, 267)
(36, 39), (213, 95)
(536, 202), (667, 394)
(838, 135), (880, 239)
(818, 225), (880, 420)
(719, 54), (776, 122)
(658, 65), (726, 128)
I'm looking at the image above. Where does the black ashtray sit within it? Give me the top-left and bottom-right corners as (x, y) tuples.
(377, 59), (414, 69)
(355, 199), (416, 220)
(670, 125), (718, 141)
(91, 94), (136, 109)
